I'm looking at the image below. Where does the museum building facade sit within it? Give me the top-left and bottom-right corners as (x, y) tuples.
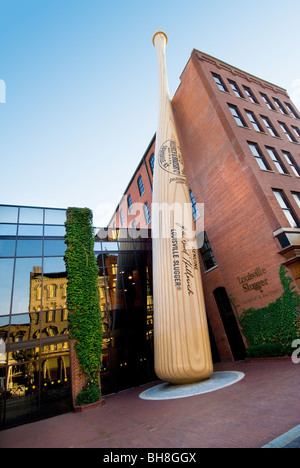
(109, 49), (300, 362)
(1, 49), (300, 429)
(0, 205), (155, 429)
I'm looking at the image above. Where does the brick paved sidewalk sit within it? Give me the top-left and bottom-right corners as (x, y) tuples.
(0, 360), (299, 449)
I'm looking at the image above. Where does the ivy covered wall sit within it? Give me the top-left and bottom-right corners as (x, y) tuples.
(64, 207), (103, 405)
(238, 266), (300, 358)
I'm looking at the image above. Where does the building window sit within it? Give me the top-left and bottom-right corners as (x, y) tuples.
(132, 219), (137, 229)
(260, 93), (275, 110)
(49, 284), (57, 298)
(228, 104), (247, 127)
(120, 209), (124, 226)
(292, 125), (300, 139)
(282, 151), (300, 176)
(189, 189), (200, 220)
(273, 189), (299, 228)
(212, 73), (228, 92)
(199, 232), (217, 271)
(127, 194), (133, 214)
(47, 309), (56, 323)
(149, 153), (155, 174)
(273, 98), (288, 115)
(261, 116), (279, 137)
(292, 192), (300, 209)
(143, 202), (151, 225)
(228, 80), (244, 98)
(285, 102), (299, 119)
(278, 122), (297, 143)
(246, 110), (263, 132)
(137, 175), (145, 196)
(248, 142), (271, 171)
(243, 86), (258, 104)
(265, 147), (288, 174)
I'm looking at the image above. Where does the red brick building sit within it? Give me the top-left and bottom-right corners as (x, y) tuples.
(109, 49), (300, 362)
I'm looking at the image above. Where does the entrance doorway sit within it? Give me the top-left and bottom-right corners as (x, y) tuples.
(213, 287), (246, 361)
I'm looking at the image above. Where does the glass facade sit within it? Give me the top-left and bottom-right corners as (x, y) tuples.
(0, 205), (154, 429)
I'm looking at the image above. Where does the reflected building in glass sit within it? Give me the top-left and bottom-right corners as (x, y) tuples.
(0, 205), (154, 429)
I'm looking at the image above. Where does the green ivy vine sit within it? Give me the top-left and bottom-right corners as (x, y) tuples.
(64, 207), (102, 405)
(238, 265), (300, 357)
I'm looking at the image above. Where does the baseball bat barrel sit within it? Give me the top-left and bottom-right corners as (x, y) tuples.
(152, 31), (213, 384)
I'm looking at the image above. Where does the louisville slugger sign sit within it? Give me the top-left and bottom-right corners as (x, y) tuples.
(151, 31), (213, 384)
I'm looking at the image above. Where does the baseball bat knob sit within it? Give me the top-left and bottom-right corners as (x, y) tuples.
(152, 30), (168, 46)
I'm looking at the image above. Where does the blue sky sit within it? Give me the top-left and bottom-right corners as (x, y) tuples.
(1, 0), (300, 226)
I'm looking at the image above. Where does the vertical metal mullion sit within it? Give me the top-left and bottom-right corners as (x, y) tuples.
(3, 207), (20, 426)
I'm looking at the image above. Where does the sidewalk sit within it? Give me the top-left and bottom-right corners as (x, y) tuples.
(0, 360), (299, 449)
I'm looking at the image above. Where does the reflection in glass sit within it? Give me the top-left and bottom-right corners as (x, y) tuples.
(0, 224), (17, 236)
(16, 239), (43, 257)
(0, 239), (16, 257)
(44, 240), (66, 256)
(0, 259), (14, 316)
(18, 225), (43, 236)
(12, 258), (42, 314)
(44, 209), (66, 225)
(101, 241), (118, 251)
(44, 225), (66, 237)
(19, 207), (43, 224)
(0, 206), (18, 223)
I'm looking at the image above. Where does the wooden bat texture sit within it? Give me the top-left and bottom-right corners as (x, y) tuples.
(152, 31), (213, 384)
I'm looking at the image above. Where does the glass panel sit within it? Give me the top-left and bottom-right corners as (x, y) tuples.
(16, 239), (43, 257)
(0, 259), (14, 316)
(0, 317), (10, 362)
(44, 209), (66, 225)
(94, 241), (101, 251)
(0, 224), (17, 236)
(19, 207), (43, 224)
(43, 240), (66, 256)
(12, 258), (42, 314)
(42, 257), (67, 335)
(43, 257), (66, 275)
(0, 239), (16, 257)
(101, 241), (119, 251)
(5, 361), (40, 427)
(44, 225), (65, 237)
(283, 210), (298, 228)
(18, 225), (43, 236)
(39, 353), (71, 419)
(0, 206), (18, 223)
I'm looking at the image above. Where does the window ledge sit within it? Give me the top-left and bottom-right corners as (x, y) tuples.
(204, 265), (219, 274)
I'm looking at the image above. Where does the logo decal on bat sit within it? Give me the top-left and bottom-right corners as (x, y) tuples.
(158, 139), (186, 181)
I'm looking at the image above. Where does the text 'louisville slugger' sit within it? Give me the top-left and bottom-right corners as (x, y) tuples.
(152, 31), (213, 384)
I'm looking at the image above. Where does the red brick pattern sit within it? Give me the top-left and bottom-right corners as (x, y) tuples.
(1, 360), (299, 448)
(108, 50), (300, 361)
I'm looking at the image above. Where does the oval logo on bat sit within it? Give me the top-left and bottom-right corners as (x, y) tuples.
(158, 139), (186, 180)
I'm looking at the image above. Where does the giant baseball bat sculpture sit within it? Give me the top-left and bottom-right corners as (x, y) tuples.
(152, 31), (213, 384)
